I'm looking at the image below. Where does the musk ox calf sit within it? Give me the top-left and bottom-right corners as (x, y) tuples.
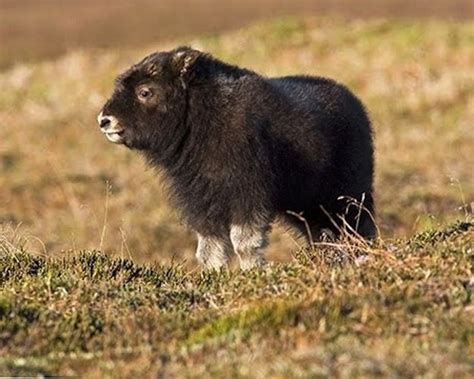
(98, 46), (375, 269)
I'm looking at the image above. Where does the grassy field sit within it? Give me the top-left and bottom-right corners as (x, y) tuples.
(0, 15), (473, 377)
(1, 221), (473, 377)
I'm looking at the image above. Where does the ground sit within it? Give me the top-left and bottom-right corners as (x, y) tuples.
(0, 15), (473, 378)
(1, 221), (473, 377)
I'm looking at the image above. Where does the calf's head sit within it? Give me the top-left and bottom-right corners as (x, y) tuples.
(97, 47), (201, 151)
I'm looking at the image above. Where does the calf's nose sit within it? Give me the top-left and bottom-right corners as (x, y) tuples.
(97, 112), (113, 129)
(99, 116), (111, 129)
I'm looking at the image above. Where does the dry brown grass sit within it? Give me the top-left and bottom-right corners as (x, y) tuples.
(0, 17), (473, 266)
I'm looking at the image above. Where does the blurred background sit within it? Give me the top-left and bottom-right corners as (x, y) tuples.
(1, 0), (473, 69)
(0, 0), (473, 264)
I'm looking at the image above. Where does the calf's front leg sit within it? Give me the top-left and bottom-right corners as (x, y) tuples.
(196, 233), (233, 269)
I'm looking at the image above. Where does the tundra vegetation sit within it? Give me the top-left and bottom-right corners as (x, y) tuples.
(0, 16), (473, 377)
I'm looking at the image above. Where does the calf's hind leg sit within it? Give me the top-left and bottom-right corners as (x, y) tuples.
(230, 224), (270, 270)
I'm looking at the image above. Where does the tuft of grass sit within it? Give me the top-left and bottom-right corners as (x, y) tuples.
(186, 300), (301, 345)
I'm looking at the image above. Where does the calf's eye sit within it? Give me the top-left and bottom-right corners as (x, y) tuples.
(137, 87), (152, 101)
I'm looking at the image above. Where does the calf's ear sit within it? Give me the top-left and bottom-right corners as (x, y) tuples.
(171, 47), (201, 78)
